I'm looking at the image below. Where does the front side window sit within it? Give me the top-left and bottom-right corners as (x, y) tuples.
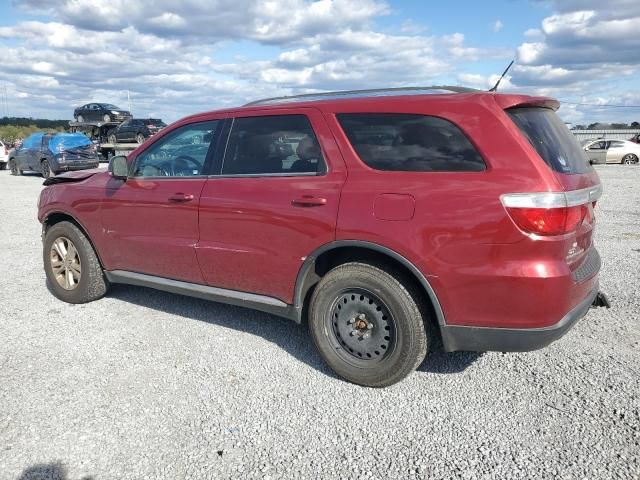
(131, 121), (219, 177)
(609, 141), (624, 148)
(221, 114), (325, 175)
(337, 113), (486, 172)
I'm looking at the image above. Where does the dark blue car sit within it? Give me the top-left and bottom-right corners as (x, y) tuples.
(9, 132), (100, 178)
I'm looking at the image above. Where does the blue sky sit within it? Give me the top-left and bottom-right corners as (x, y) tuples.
(0, 0), (638, 125)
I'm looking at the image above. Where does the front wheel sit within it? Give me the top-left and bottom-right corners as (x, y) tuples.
(308, 262), (429, 387)
(622, 154), (639, 165)
(43, 221), (109, 304)
(108, 134), (117, 144)
(136, 133), (145, 144)
(10, 159), (21, 176)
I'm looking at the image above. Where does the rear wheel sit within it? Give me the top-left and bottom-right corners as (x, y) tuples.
(309, 262), (429, 387)
(103, 114), (111, 122)
(136, 133), (145, 144)
(622, 154), (638, 165)
(76, 115), (84, 123)
(41, 159), (51, 178)
(43, 221), (109, 304)
(108, 133), (117, 144)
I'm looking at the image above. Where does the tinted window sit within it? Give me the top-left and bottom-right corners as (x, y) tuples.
(508, 107), (592, 174)
(336, 113), (485, 172)
(132, 121), (220, 177)
(221, 114), (325, 175)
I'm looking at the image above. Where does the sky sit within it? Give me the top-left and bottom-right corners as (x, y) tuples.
(0, 0), (638, 125)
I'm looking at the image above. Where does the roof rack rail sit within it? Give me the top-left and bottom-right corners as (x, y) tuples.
(244, 85), (479, 107)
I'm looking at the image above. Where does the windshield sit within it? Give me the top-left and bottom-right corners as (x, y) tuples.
(508, 107), (592, 174)
(48, 134), (93, 152)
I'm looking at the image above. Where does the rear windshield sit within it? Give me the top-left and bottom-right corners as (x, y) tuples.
(508, 107), (592, 174)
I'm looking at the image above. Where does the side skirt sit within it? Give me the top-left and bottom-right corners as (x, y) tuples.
(105, 270), (298, 321)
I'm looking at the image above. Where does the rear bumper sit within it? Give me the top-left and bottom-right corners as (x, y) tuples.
(441, 281), (599, 352)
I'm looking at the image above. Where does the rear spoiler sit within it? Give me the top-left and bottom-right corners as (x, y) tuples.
(494, 95), (560, 111)
(42, 168), (104, 186)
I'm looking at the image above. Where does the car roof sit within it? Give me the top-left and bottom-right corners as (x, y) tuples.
(176, 87), (559, 123)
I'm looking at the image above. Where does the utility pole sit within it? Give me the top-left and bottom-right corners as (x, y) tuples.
(127, 90), (132, 116)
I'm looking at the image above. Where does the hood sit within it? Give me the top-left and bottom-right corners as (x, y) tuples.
(42, 167), (106, 186)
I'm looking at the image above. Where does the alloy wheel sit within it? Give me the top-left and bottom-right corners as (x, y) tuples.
(623, 154), (638, 165)
(50, 236), (82, 290)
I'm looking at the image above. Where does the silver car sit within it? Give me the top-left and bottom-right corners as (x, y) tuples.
(583, 139), (640, 165)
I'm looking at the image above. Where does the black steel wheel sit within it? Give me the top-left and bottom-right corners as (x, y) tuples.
(309, 262), (430, 387)
(327, 289), (396, 365)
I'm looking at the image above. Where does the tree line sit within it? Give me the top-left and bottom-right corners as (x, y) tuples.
(0, 117), (68, 144)
(572, 121), (640, 130)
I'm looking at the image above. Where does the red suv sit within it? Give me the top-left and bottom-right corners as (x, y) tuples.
(38, 87), (605, 387)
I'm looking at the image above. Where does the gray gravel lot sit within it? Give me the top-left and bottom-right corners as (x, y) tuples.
(0, 166), (638, 479)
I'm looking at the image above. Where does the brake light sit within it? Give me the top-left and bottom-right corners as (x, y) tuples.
(501, 186), (601, 236)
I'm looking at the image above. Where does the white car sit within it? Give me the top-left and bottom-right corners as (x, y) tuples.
(0, 140), (9, 170)
(583, 139), (640, 165)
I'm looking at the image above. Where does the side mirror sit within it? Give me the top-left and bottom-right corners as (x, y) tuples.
(108, 155), (129, 179)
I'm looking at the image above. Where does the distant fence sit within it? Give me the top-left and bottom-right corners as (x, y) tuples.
(571, 129), (640, 141)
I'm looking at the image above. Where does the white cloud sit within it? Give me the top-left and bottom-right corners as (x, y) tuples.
(492, 20), (503, 33)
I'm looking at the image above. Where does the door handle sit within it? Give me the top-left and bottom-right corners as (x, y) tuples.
(168, 193), (194, 203)
(291, 195), (327, 207)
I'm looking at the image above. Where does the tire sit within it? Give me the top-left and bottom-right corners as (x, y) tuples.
(103, 114), (111, 123)
(108, 134), (117, 144)
(76, 115), (84, 123)
(41, 159), (51, 179)
(136, 133), (145, 144)
(43, 221), (109, 304)
(9, 159), (21, 176)
(308, 262), (430, 387)
(622, 154), (638, 165)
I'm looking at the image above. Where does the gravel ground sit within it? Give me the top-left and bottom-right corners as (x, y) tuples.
(0, 166), (638, 480)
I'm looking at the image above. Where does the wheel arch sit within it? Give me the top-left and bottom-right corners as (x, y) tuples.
(293, 240), (446, 327)
(42, 211), (105, 269)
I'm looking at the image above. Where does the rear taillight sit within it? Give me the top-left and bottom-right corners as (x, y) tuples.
(501, 186), (601, 236)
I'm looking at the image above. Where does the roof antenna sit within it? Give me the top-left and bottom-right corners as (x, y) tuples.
(489, 60), (514, 92)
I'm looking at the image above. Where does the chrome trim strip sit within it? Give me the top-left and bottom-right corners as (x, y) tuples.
(501, 184), (602, 209)
(105, 270), (288, 308)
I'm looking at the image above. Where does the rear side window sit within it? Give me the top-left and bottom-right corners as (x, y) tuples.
(508, 107), (592, 174)
(222, 114), (325, 175)
(336, 113), (486, 172)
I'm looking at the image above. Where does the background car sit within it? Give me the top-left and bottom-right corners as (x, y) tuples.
(629, 133), (640, 144)
(0, 140), (8, 170)
(583, 139), (640, 164)
(107, 118), (166, 144)
(9, 132), (99, 178)
(73, 103), (132, 123)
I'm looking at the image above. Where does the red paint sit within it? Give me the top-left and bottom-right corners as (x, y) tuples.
(38, 91), (601, 331)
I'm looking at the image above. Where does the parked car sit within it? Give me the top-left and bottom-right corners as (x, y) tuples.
(10, 132), (99, 178)
(628, 133), (640, 144)
(107, 118), (167, 144)
(73, 103), (132, 123)
(37, 87), (606, 387)
(583, 139), (640, 164)
(0, 140), (8, 169)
